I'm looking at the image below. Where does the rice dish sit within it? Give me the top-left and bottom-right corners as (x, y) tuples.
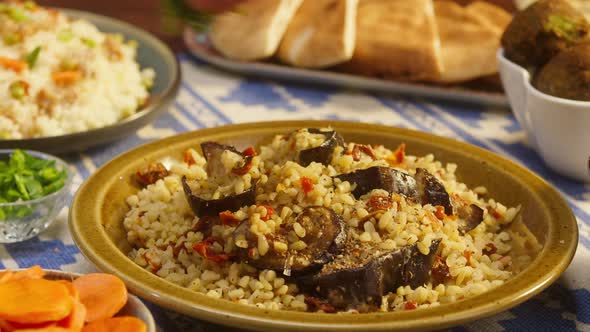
(123, 128), (540, 313)
(0, 2), (155, 139)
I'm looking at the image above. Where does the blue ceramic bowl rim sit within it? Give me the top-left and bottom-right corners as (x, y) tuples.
(0, 149), (72, 207)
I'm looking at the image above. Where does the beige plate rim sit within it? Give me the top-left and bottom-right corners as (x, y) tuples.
(69, 120), (578, 332)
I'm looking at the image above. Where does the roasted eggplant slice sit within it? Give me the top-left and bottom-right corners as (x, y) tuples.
(335, 166), (417, 199)
(298, 129), (344, 167)
(182, 176), (256, 217)
(200, 141), (241, 178)
(457, 204), (484, 234)
(415, 168), (453, 215)
(298, 239), (441, 308)
(238, 206), (347, 276)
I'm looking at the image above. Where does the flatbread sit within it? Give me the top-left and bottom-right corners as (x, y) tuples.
(430, 1), (501, 83)
(466, 1), (512, 36)
(277, 0), (358, 68)
(209, 0), (303, 61)
(341, 0), (443, 81)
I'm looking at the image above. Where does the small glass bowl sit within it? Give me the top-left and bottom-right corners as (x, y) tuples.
(0, 150), (72, 243)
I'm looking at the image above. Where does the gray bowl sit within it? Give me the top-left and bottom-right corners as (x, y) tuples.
(0, 9), (180, 154)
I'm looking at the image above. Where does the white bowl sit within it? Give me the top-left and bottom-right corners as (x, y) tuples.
(497, 48), (590, 183)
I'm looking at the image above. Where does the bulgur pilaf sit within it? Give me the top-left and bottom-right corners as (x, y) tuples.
(123, 128), (539, 313)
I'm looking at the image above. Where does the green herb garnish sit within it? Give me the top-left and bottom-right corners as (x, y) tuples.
(161, 0), (213, 35)
(58, 29), (75, 42)
(545, 15), (586, 42)
(81, 38), (96, 48)
(24, 46), (41, 69)
(9, 81), (28, 100)
(0, 150), (67, 221)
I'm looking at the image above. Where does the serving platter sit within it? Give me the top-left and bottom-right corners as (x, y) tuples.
(183, 28), (509, 108)
(70, 120), (577, 332)
(0, 9), (180, 154)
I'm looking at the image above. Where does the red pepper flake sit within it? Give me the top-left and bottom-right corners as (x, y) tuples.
(301, 176), (314, 194)
(232, 147), (257, 175)
(219, 211), (240, 226)
(257, 205), (274, 221)
(463, 250), (473, 266)
(192, 237), (230, 263)
(483, 243), (497, 256)
(183, 150), (196, 166)
(248, 248), (257, 259)
(351, 144), (375, 161)
(404, 301), (418, 310)
(434, 205), (446, 220)
(431, 255), (450, 285)
(304, 296), (337, 313)
(136, 162), (169, 186)
(368, 194), (393, 212)
(492, 210), (502, 219)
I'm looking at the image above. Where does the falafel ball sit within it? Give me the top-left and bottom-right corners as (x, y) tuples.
(534, 43), (590, 101)
(501, 0), (590, 68)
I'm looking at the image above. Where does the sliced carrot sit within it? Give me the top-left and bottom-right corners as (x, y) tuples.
(72, 274), (127, 323)
(56, 300), (86, 331)
(81, 316), (146, 332)
(0, 279), (73, 324)
(51, 70), (81, 86)
(0, 319), (56, 332)
(11, 266), (45, 281)
(13, 327), (71, 332)
(56, 280), (79, 301)
(0, 57), (27, 73)
(0, 270), (14, 283)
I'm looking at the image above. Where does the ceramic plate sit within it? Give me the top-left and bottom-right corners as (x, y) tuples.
(70, 121), (577, 332)
(184, 28), (508, 108)
(0, 9), (180, 154)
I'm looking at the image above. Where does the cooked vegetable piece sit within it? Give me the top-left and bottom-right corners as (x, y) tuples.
(415, 168), (453, 215)
(0, 278), (73, 324)
(298, 128), (344, 167)
(241, 206), (347, 276)
(298, 240), (441, 308)
(72, 273), (128, 323)
(81, 316), (147, 332)
(135, 162), (168, 187)
(56, 280), (79, 301)
(0, 56), (27, 72)
(0, 270), (14, 283)
(52, 70), (82, 86)
(200, 141), (241, 178)
(335, 166), (417, 199)
(10, 266), (45, 281)
(56, 300), (86, 331)
(182, 176), (256, 217)
(9, 80), (29, 99)
(457, 203), (484, 234)
(25, 46), (41, 69)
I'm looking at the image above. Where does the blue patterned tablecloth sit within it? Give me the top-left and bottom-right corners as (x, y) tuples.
(1, 54), (589, 331)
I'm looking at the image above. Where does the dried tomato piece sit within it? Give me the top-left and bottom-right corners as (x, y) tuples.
(431, 255), (450, 285)
(463, 250), (472, 266)
(301, 176), (314, 194)
(404, 301), (418, 310)
(351, 144), (375, 161)
(483, 243), (497, 256)
(368, 194), (393, 212)
(434, 205), (446, 220)
(183, 150), (196, 166)
(231, 146), (257, 175)
(192, 237), (230, 263)
(304, 296), (337, 313)
(219, 211), (240, 226)
(136, 162), (169, 186)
